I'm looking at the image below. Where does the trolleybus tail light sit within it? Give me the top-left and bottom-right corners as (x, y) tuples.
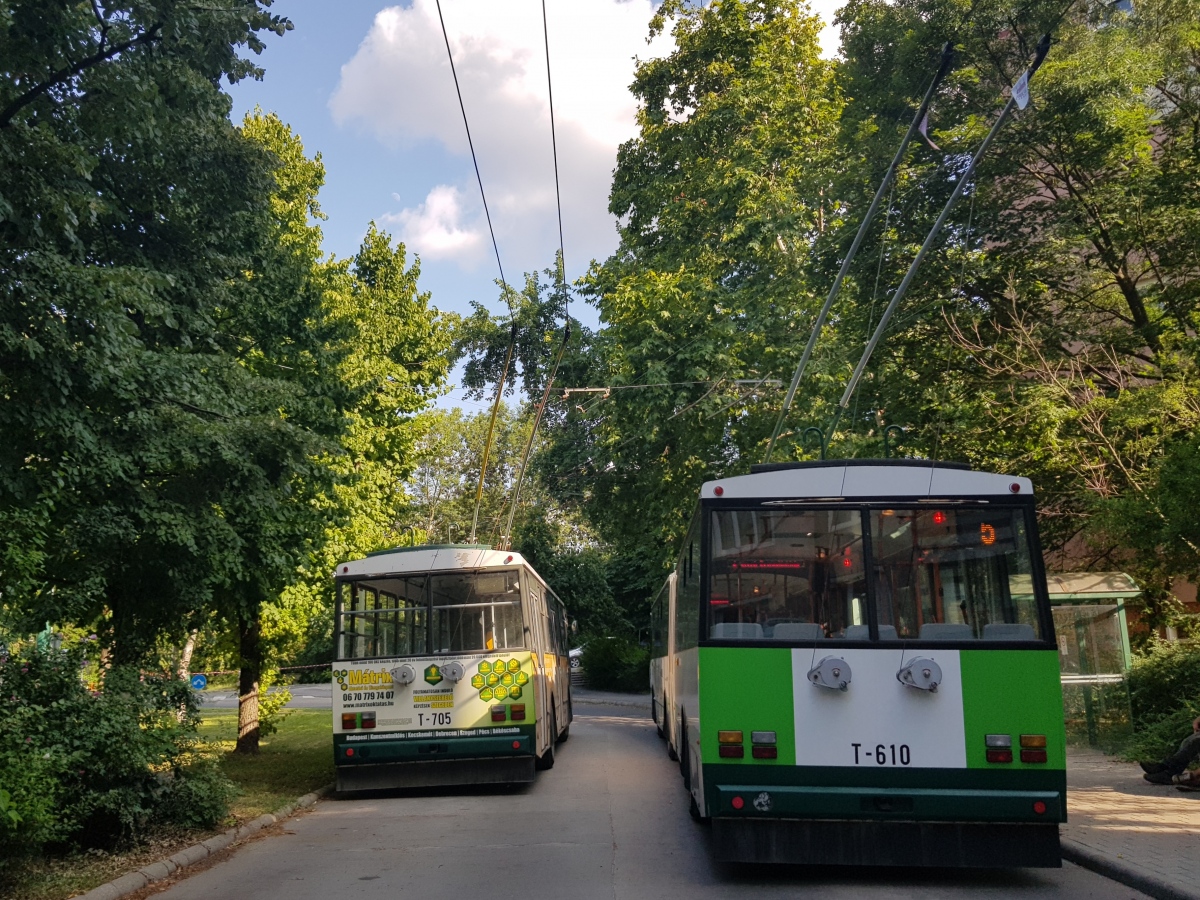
(1020, 734), (1047, 747)
(731, 796), (745, 810)
(718, 731), (743, 743)
(714, 485), (724, 496)
(491, 705), (507, 722)
(752, 746), (778, 759)
(510, 704), (526, 721)
(1021, 749), (1048, 763)
(1019, 734), (1048, 763)
(1033, 801), (1047, 815)
(719, 745), (745, 758)
(1010, 482), (1022, 493)
(933, 510), (946, 524)
(751, 731), (777, 744)
(750, 731), (778, 758)
(985, 734), (1013, 763)
(345, 747), (354, 757)
(342, 713), (357, 730)
(361, 711), (376, 729)
(512, 740), (521, 749)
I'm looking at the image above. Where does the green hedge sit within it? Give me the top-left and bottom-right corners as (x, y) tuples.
(1126, 641), (1200, 762)
(580, 636), (650, 693)
(0, 643), (233, 858)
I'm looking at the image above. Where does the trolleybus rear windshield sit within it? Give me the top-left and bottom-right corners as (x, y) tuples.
(708, 505), (1043, 641)
(337, 569), (524, 660)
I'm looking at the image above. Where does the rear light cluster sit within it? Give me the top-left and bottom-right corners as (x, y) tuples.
(985, 733), (1048, 764)
(492, 704), (526, 722)
(342, 712), (376, 730)
(717, 730), (778, 760)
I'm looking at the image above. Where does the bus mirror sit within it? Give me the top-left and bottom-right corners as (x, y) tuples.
(442, 662), (465, 683)
(807, 656), (852, 692)
(897, 657), (942, 692)
(390, 664), (416, 686)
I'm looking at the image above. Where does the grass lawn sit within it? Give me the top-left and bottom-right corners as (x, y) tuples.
(199, 709), (334, 820)
(0, 710), (333, 900)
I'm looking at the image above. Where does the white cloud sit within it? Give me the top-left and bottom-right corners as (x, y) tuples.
(382, 184), (484, 262)
(330, 0), (842, 273)
(330, 0), (672, 274)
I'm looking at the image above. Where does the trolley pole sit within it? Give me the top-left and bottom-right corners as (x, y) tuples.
(763, 43), (955, 464)
(832, 34), (1052, 438)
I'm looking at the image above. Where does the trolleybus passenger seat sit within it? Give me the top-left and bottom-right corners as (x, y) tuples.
(918, 623), (974, 640)
(981, 623), (1037, 641)
(771, 623), (825, 640)
(843, 624), (899, 640)
(710, 622), (764, 639)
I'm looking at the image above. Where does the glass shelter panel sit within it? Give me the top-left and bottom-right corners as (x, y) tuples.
(430, 570), (524, 654)
(1053, 603), (1133, 748)
(709, 509), (867, 639)
(870, 507), (1041, 640)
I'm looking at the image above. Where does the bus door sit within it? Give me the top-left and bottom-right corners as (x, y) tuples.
(666, 571), (678, 747)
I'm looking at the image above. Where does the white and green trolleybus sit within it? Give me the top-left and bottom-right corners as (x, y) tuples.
(332, 544), (572, 791)
(650, 460), (1066, 867)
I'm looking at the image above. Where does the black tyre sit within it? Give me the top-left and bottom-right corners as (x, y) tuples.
(679, 714), (690, 789)
(536, 708), (557, 770)
(656, 697), (665, 739)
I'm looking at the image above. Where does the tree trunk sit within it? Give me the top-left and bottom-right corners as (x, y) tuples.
(177, 629), (198, 681)
(236, 614), (262, 755)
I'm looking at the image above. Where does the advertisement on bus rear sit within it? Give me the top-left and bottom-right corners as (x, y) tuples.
(332, 652), (536, 740)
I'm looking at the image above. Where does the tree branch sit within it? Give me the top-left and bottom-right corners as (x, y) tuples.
(0, 23), (162, 129)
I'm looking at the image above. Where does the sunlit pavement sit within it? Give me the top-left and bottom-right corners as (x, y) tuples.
(160, 703), (1142, 899)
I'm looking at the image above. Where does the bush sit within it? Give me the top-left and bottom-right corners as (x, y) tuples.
(0, 642), (235, 858)
(1125, 641), (1200, 762)
(581, 636), (650, 693)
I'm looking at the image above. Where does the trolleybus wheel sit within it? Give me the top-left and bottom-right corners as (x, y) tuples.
(679, 714), (691, 789)
(656, 696), (665, 739)
(536, 709), (557, 770)
(688, 791), (709, 824)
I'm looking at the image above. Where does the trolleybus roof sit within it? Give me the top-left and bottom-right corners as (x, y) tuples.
(702, 459), (1032, 500)
(334, 544), (532, 580)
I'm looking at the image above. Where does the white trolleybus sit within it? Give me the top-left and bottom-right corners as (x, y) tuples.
(650, 460), (1066, 867)
(332, 544), (572, 790)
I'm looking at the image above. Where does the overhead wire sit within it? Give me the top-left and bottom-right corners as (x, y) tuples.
(434, 0), (519, 542)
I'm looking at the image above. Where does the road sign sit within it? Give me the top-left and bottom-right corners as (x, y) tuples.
(190, 674), (208, 691)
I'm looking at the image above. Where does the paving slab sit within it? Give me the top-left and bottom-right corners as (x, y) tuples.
(1064, 747), (1200, 900)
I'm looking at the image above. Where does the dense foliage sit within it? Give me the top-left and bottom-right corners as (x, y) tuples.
(0, 642), (232, 860)
(1125, 641), (1200, 761)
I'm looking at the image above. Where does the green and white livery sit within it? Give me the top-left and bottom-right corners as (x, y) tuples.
(650, 460), (1066, 867)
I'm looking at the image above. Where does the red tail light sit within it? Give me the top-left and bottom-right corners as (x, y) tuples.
(731, 796), (745, 810)
(1033, 801), (1047, 815)
(719, 745), (744, 758)
(491, 705), (507, 722)
(510, 704), (526, 721)
(1021, 749), (1048, 763)
(361, 712), (376, 729)
(986, 749), (1013, 763)
(341, 713), (357, 730)
(752, 746), (778, 759)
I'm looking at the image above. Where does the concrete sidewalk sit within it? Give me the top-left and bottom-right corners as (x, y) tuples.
(1064, 747), (1200, 900)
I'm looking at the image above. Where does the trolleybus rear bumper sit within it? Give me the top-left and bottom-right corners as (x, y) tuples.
(711, 818), (1061, 867)
(336, 756), (536, 792)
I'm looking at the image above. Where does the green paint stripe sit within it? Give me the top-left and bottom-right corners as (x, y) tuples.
(960, 650), (1066, 769)
(699, 647), (796, 765)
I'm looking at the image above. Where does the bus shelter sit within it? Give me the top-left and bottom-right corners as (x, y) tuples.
(1048, 572), (1137, 749)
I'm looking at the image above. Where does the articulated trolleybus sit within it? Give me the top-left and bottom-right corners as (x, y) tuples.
(650, 460), (1066, 867)
(332, 544), (572, 791)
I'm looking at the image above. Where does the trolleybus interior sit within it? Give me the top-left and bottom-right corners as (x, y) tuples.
(707, 505), (1043, 641)
(337, 569), (525, 660)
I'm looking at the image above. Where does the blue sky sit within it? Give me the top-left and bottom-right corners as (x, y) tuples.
(226, 0), (841, 409)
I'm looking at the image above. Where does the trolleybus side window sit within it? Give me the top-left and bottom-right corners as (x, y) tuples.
(431, 570), (524, 653)
(676, 514), (701, 651)
(708, 508), (867, 640)
(870, 506), (1041, 640)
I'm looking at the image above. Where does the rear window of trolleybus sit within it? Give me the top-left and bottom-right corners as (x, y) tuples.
(708, 506), (1043, 641)
(338, 569), (524, 660)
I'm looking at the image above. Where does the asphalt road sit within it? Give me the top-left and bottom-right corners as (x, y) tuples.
(200, 684), (332, 709)
(162, 701), (1144, 899)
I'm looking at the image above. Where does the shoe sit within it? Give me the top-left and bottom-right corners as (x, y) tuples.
(1140, 761), (1169, 775)
(1144, 770), (1180, 785)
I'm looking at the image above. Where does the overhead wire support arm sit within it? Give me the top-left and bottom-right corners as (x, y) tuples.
(763, 42), (956, 464)
(831, 34), (1052, 439)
